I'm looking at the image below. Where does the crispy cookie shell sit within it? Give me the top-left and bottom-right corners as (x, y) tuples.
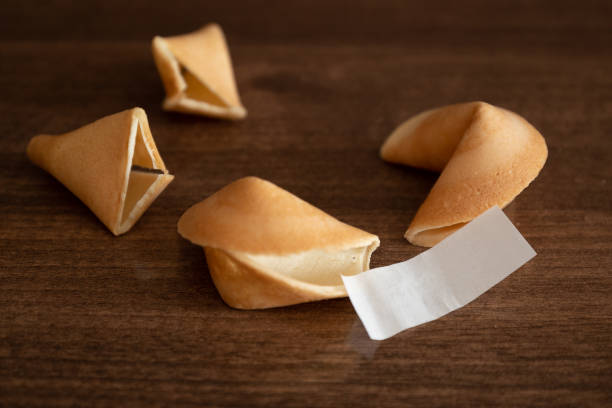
(380, 101), (547, 247)
(152, 24), (246, 120)
(27, 108), (174, 235)
(178, 177), (380, 309)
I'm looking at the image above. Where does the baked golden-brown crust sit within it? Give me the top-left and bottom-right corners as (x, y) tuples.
(27, 108), (174, 235)
(152, 24), (246, 120)
(380, 101), (547, 247)
(178, 177), (380, 309)
(178, 177), (378, 254)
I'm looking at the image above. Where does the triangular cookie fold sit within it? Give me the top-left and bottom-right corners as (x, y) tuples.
(152, 24), (247, 120)
(27, 107), (174, 235)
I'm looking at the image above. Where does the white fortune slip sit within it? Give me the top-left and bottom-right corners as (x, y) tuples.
(342, 207), (536, 340)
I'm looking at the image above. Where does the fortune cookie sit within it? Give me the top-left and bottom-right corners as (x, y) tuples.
(178, 177), (380, 309)
(380, 101), (547, 247)
(152, 24), (247, 120)
(27, 108), (174, 235)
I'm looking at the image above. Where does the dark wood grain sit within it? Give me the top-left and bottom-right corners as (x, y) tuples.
(1, 1), (611, 407)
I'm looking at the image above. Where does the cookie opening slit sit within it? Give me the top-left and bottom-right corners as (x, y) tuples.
(117, 120), (167, 233)
(242, 243), (379, 287)
(408, 223), (467, 245)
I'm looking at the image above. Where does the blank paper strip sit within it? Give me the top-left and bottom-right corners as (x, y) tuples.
(342, 207), (536, 340)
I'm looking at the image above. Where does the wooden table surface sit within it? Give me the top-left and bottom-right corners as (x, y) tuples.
(1, 1), (611, 406)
